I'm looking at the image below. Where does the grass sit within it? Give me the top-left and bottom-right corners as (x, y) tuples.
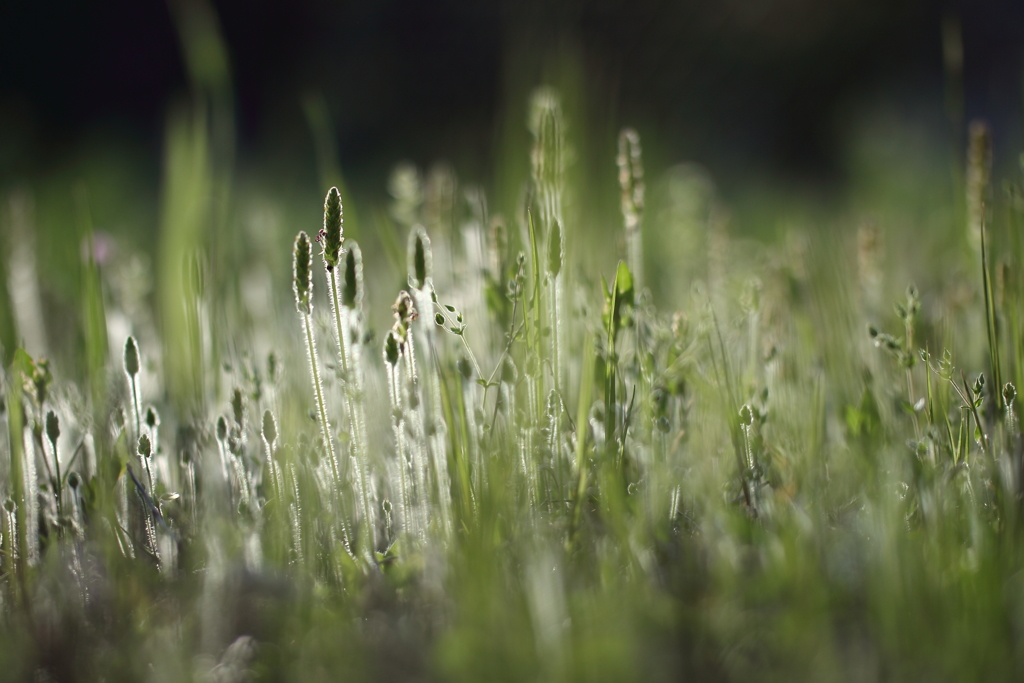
(4, 82), (1024, 682)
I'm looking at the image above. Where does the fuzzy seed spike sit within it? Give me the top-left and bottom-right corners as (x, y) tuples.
(45, 410), (60, 448)
(293, 231), (313, 314)
(262, 409), (277, 448)
(384, 330), (400, 366)
(617, 128), (645, 224)
(323, 187), (344, 269)
(408, 226), (432, 290)
(342, 241), (363, 310)
(124, 336), (140, 377)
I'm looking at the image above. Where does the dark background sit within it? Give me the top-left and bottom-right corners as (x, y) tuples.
(2, 0), (1023, 197)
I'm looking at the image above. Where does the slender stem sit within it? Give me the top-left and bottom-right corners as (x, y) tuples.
(303, 312), (338, 483)
(51, 440), (63, 522)
(328, 264), (376, 557)
(129, 376), (141, 447)
(327, 267), (349, 375)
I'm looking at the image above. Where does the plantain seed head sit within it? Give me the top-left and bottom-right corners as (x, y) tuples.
(408, 226), (432, 290)
(262, 409), (277, 448)
(124, 336), (140, 378)
(45, 410), (60, 448)
(322, 187), (344, 269)
(293, 231), (313, 314)
(342, 241), (363, 310)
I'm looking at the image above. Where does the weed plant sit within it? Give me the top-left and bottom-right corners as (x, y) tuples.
(4, 89), (1024, 682)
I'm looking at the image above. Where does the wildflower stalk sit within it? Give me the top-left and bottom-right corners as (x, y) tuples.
(547, 219), (563, 396)
(393, 292), (431, 542)
(262, 409), (283, 507)
(408, 228), (452, 538)
(339, 242), (376, 557)
(529, 92), (567, 499)
(45, 411), (62, 522)
(618, 128), (645, 292)
(385, 330), (416, 540)
(293, 231), (339, 492)
(4, 369), (26, 577)
(980, 210), (1004, 411)
(320, 188), (376, 557)
(136, 434), (159, 559)
(124, 337), (142, 446)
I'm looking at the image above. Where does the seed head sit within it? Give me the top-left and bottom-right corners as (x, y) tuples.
(145, 406), (160, 429)
(216, 416), (228, 442)
(124, 336), (140, 378)
(528, 88), (564, 189)
(967, 119), (992, 247)
(322, 187), (344, 269)
(262, 409), (277, 448)
(739, 404), (753, 427)
(617, 128), (645, 232)
(45, 410), (60, 449)
(67, 472), (80, 490)
(384, 330), (400, 366)
(342, 241), (363, 310)
(293, 231), (313, 314)
(408, 226), (432, 290)
(1004, 382), (1017, 407)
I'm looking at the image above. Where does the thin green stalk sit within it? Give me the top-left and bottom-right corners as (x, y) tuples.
(981, 211), (1003, 411)
(569, 333), (595, 548)
(303, 312), (337, 486)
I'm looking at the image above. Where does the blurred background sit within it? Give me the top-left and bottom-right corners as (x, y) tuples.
(1, 0), (1023, 371)
(3, 0), (1023, 190)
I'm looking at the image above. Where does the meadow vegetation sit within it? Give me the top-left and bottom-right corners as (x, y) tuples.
(2, 82), (1024, 682)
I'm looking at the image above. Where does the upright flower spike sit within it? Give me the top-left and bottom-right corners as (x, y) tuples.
(966, 120), (991, 249)
(408, 227), (432, 291)
(262, 409), (277, 449)
(322, 187), (344, 270)
(384, 330), (401, 366)
(529, 88), (564, 192)
(617, 128), (645, 232)
(124, 335), (143, 445)
(124, 336), (140, 378)
(293, 231), (313, 314)
(617, 127), (645, 291)
(293, 230), (339, 500)
(45, 410), (63, 520)
(341, 243), (363, 310)
(45, 410), (60, 451)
